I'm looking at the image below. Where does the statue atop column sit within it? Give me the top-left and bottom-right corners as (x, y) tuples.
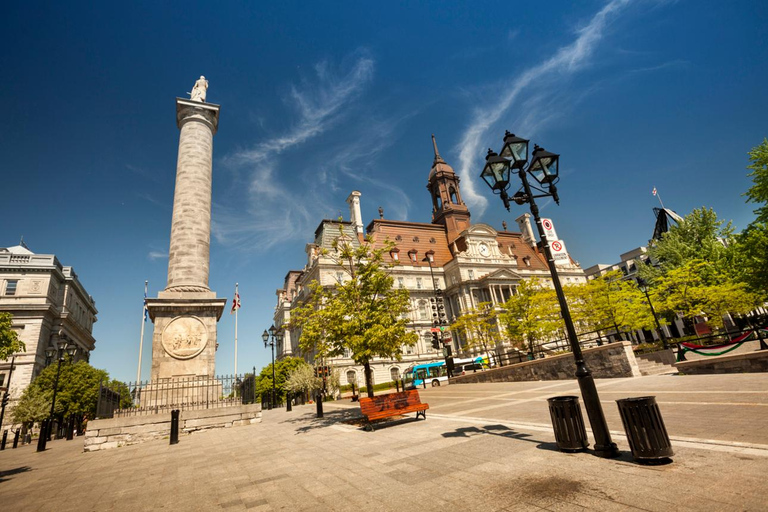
(189, 75), (208, 102)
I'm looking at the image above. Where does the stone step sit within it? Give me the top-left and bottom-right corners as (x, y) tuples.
(636, 358), (678, 376)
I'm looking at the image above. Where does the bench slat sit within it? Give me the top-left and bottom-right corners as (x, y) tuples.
(359, 390), (429, 424)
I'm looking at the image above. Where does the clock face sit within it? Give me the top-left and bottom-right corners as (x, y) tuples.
(478, 243), (490, 257)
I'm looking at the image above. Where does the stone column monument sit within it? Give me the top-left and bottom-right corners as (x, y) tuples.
(146, 77), (227, 381)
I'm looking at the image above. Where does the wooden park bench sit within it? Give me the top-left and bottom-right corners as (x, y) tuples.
(359, 389), (429, 431)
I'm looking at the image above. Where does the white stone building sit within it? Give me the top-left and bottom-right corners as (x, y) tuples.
(272, 138), (587, 387)
(0, 244), (97, 428)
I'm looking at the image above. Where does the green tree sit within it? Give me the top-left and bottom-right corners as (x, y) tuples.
(450, 302), (502, 361)
(12, 360), (125, 424)
(652, 260), (758, 328)
(254, 356), (307, 404)
(290, 228), (418, 397)
(498, 278), (560, 355)
(570, 271), (656, 340)
(0, 312), (25, 360)
(284, 363), (322, 398)
(638, 207), (737, 283)
(744, 138), (768, 223)
(733, 222), (768, 300)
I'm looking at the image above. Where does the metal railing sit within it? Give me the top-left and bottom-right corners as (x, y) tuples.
(96, 374), (257, 419)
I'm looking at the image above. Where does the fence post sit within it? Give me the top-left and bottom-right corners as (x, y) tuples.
(170, 409), (180, 445)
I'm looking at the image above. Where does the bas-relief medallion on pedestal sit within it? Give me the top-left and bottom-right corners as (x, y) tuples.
(161, 316), (208, 360)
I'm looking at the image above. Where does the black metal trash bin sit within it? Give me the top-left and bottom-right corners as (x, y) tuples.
(616, 396), (673, 463)
(547, 396), (588, 452)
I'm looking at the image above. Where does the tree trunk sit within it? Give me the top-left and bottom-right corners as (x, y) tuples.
(363, 361), (374, 398)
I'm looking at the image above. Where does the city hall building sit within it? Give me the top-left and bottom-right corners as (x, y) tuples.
(272, 138), (587, 387)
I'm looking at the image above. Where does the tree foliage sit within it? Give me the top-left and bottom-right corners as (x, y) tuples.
(652, 260), (759, 328)
(290, 228), (418, 397)
(498, 279), (560, 354)
(638, 207), (736, 283)
(0, 312), (25, 360)
(284, 363), (322, 396)
(744, 138), (768, 224)
(568, 270), (656, 338)
(733, 222), (768, 300)
(253, 356), (307, 404)
(450, 302), (502, 359)
(12, 360), (125, 424)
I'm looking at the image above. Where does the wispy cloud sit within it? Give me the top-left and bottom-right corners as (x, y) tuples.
(455, 0), (633, 216)
(148, 250), (167, 261)
(628, 59), (689, 73)
(215, 52), (379, 252)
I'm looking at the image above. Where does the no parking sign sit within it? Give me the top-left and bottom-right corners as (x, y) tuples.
(550, 239), (569, 266)
(541, 218), (558, 240)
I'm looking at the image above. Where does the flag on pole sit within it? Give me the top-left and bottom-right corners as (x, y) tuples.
(231, 291), (241, 314)
(652, 187), (657, 196)
(143, 287), (149, 322)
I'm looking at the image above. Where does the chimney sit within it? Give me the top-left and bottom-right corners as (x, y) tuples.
(515, 213), (536, 247)
(346, 191), (363, 235)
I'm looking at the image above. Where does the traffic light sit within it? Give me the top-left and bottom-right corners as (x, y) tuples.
(1, 393), (8, 408)
(431, 332), (440, 350)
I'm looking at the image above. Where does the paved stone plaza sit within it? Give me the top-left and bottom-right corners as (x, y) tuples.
(1, 373), (767, 511)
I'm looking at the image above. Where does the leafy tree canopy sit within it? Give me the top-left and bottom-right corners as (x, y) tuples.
(498, 278), (560, 354)
(0, 312), (25, 360)
(450, 302), (502, 357)
(12, 360), (125, 424)
(744, 138), (768, 223)
(290, 227), (418, 396)
(254, 356), (308, 403)
(639, 207), (736, 283)
(732, 221), (768, 300)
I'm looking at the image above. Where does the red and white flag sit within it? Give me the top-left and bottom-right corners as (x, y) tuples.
(652, 187), (657, 196)
(231, 291), (241, 314)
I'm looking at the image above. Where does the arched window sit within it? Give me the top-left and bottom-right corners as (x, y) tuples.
(390, 367), (400, 382)
(436, 196), (442, 209)
(449, 187), (458, 204)
(346, 370), (356, 384)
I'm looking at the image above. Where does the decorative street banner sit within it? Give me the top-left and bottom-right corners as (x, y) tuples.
(550, 239), (569, 266)
(541, 218), (558, 241)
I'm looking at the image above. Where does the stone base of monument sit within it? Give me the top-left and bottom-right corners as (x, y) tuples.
(83, 403), (262, 452)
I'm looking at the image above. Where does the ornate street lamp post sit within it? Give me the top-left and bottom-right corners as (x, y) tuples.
(262, 326), (281, 409)
(479, 131), (619, 458)
(37, 338), (77, 452)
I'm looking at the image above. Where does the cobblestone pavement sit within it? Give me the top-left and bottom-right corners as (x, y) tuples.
(1, 373), (766, 511)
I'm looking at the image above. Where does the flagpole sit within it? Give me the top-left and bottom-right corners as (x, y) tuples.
(234, 282), (239, 378)
(136, 280), (148, 384)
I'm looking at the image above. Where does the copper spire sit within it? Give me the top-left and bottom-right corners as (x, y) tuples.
(432, 134), (445, 165)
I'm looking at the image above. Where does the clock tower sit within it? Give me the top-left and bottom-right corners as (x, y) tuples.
(427, 135), (471, 244)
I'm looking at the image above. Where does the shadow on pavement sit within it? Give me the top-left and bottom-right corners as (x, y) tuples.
(0, 466), (32, 484)
(441, 424), (559, 452)
(279, 408), (363, 434)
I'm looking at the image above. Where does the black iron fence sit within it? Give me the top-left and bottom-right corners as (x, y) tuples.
(96, 374), (257, 419)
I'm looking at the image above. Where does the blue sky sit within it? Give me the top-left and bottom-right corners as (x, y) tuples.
(2, 1), (767, 382)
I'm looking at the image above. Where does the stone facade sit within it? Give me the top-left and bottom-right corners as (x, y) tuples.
(84, 403), (262, 452)
(273, 137), (589, 386)
(675, 350), (768, 375)
(145, 96), (226, 380)
(0, 244), (97, 429)
(450, 342), (641, 384)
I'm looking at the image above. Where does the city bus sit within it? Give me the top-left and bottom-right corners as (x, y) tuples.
(403, 361), (449, 388)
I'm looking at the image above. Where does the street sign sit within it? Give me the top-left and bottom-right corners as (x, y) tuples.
(430, 327), (440, 333)
(550, 239), (569, 266)
(541, 218), (558, 241)
(442, 347), (448, 357)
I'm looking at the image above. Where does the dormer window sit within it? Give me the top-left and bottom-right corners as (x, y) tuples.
(408, 249), (418, 263)
(424, 250), (435, 263)
(523, 256), (531, 267)
(390, 248), (400, 261)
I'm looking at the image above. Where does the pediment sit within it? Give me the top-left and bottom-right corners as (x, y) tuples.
(479, 268), (522, 282)
(462, 223), (498, 238)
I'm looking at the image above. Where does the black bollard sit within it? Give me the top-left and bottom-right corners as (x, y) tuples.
(1, 430), (7, 450)
(286, 392), (292, 412)
(66, 416), (74, 441)
(395, 380), (400, 392)
(13, 428), (20, 449)
(170, 409), (180, 445)
(36, 420), (48, 452)
(316, 392), (324, 418)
